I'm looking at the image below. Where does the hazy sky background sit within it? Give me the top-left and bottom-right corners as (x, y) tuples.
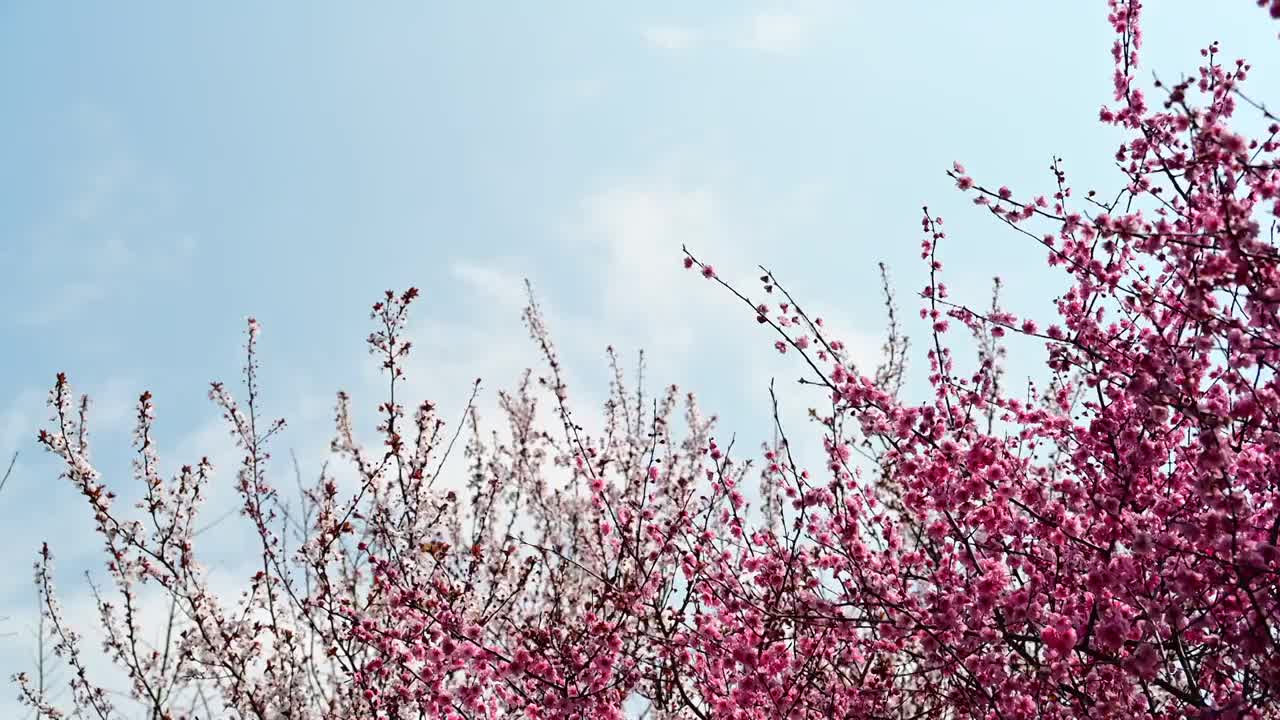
(0, 2), (1273, 716)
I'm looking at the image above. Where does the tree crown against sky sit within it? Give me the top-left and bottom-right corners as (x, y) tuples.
(10, 1), (1280, 718)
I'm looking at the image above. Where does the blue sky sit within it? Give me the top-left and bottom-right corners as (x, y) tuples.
(0, 2), (1273, 715)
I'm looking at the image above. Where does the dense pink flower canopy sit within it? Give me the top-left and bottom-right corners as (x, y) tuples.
(16, 1), (1280, 718)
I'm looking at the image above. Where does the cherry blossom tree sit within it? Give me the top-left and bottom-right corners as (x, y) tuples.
(15, 1), (1280, 718)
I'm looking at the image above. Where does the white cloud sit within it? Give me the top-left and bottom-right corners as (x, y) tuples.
(83, 377), (138, 432)
(573, 182), (736, 361)
(11, 104), (190, 329)
(641, 25), (699, 51)
(17, 281), (110, 328)
(740, 11), (812, 54)
(1, 389), (42, 457)
(451, 260), (530, 312)
(641, 4), (849, 58)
